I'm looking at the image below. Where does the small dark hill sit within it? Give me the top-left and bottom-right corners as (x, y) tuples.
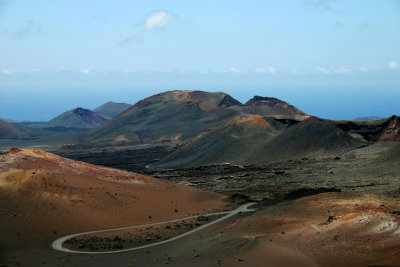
(93, 101), (132, 118)
(43, 107), (110, 129)
(154, 115), (296, 169)
(241, 96), (309, 121)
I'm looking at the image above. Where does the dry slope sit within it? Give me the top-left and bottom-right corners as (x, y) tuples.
(0, 148), (227, 252)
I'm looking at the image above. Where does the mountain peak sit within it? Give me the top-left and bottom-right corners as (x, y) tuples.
(244, 95), (309, 121)
(93, 102), (131, 118)
(245, 96), (286, 106)
(45, 107), (110, 129)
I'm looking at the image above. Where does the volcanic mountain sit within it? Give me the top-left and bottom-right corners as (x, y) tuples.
(155, 116), (366, 168)
(83, 90), (308, 146)
(93, 101), (132, 118)
(0, 148), (227, 251)
(155, 114), (400, 168)
(41, 107), (110, 129)
(154, 115), (296, 168)
(84, 91), (243, 145)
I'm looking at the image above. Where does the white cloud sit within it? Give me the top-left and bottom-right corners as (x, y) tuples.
(0, 69), (14, 75)
(229, 67), (241, 73)
(333, 67), (353, 74)
(253, 67), (276, 74)
(145, 10), (175, 30)
(315, 66), (355, 74)
(253, 67), (266, 73)
(119, 36), (142, 46)
(359, 66), (369, 72)
(389, 61), (398, 70)
(80, 69), (90, 74)
(267, 67), (276, 74)
(315, 66), (330, 74)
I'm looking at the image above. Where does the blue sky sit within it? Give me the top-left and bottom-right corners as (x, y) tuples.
(0, 0), (399, 121)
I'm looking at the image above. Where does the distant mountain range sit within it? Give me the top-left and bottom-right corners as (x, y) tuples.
(11, 102), (131, 131)
(1, 90), (399, 168)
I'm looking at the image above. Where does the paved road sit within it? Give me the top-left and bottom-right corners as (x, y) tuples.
(52, 202), (256, 254)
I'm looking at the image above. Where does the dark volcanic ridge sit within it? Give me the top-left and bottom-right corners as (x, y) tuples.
(153, 115), (400, 169)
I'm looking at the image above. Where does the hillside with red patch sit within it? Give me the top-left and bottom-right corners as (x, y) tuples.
(0, 148), (227, 251)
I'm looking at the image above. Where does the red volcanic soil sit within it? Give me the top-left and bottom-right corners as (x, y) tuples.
(378, 116), (400, 141)
(195, 192), (400, 267)
(0, 148), (228, 250)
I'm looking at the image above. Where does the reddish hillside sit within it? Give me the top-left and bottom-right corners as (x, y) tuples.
(0, 148), (227, 250)
(337, 115), (400, 142)
(378, 116), (400, 141)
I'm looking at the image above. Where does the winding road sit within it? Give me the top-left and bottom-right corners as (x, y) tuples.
(52, 202), (256, 254)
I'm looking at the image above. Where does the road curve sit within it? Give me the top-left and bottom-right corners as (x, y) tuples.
(52, 202), (256, 254)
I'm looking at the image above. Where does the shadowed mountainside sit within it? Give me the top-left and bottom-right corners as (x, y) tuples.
(154, 115), (297, 169)
(155, 115), (400, 168)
